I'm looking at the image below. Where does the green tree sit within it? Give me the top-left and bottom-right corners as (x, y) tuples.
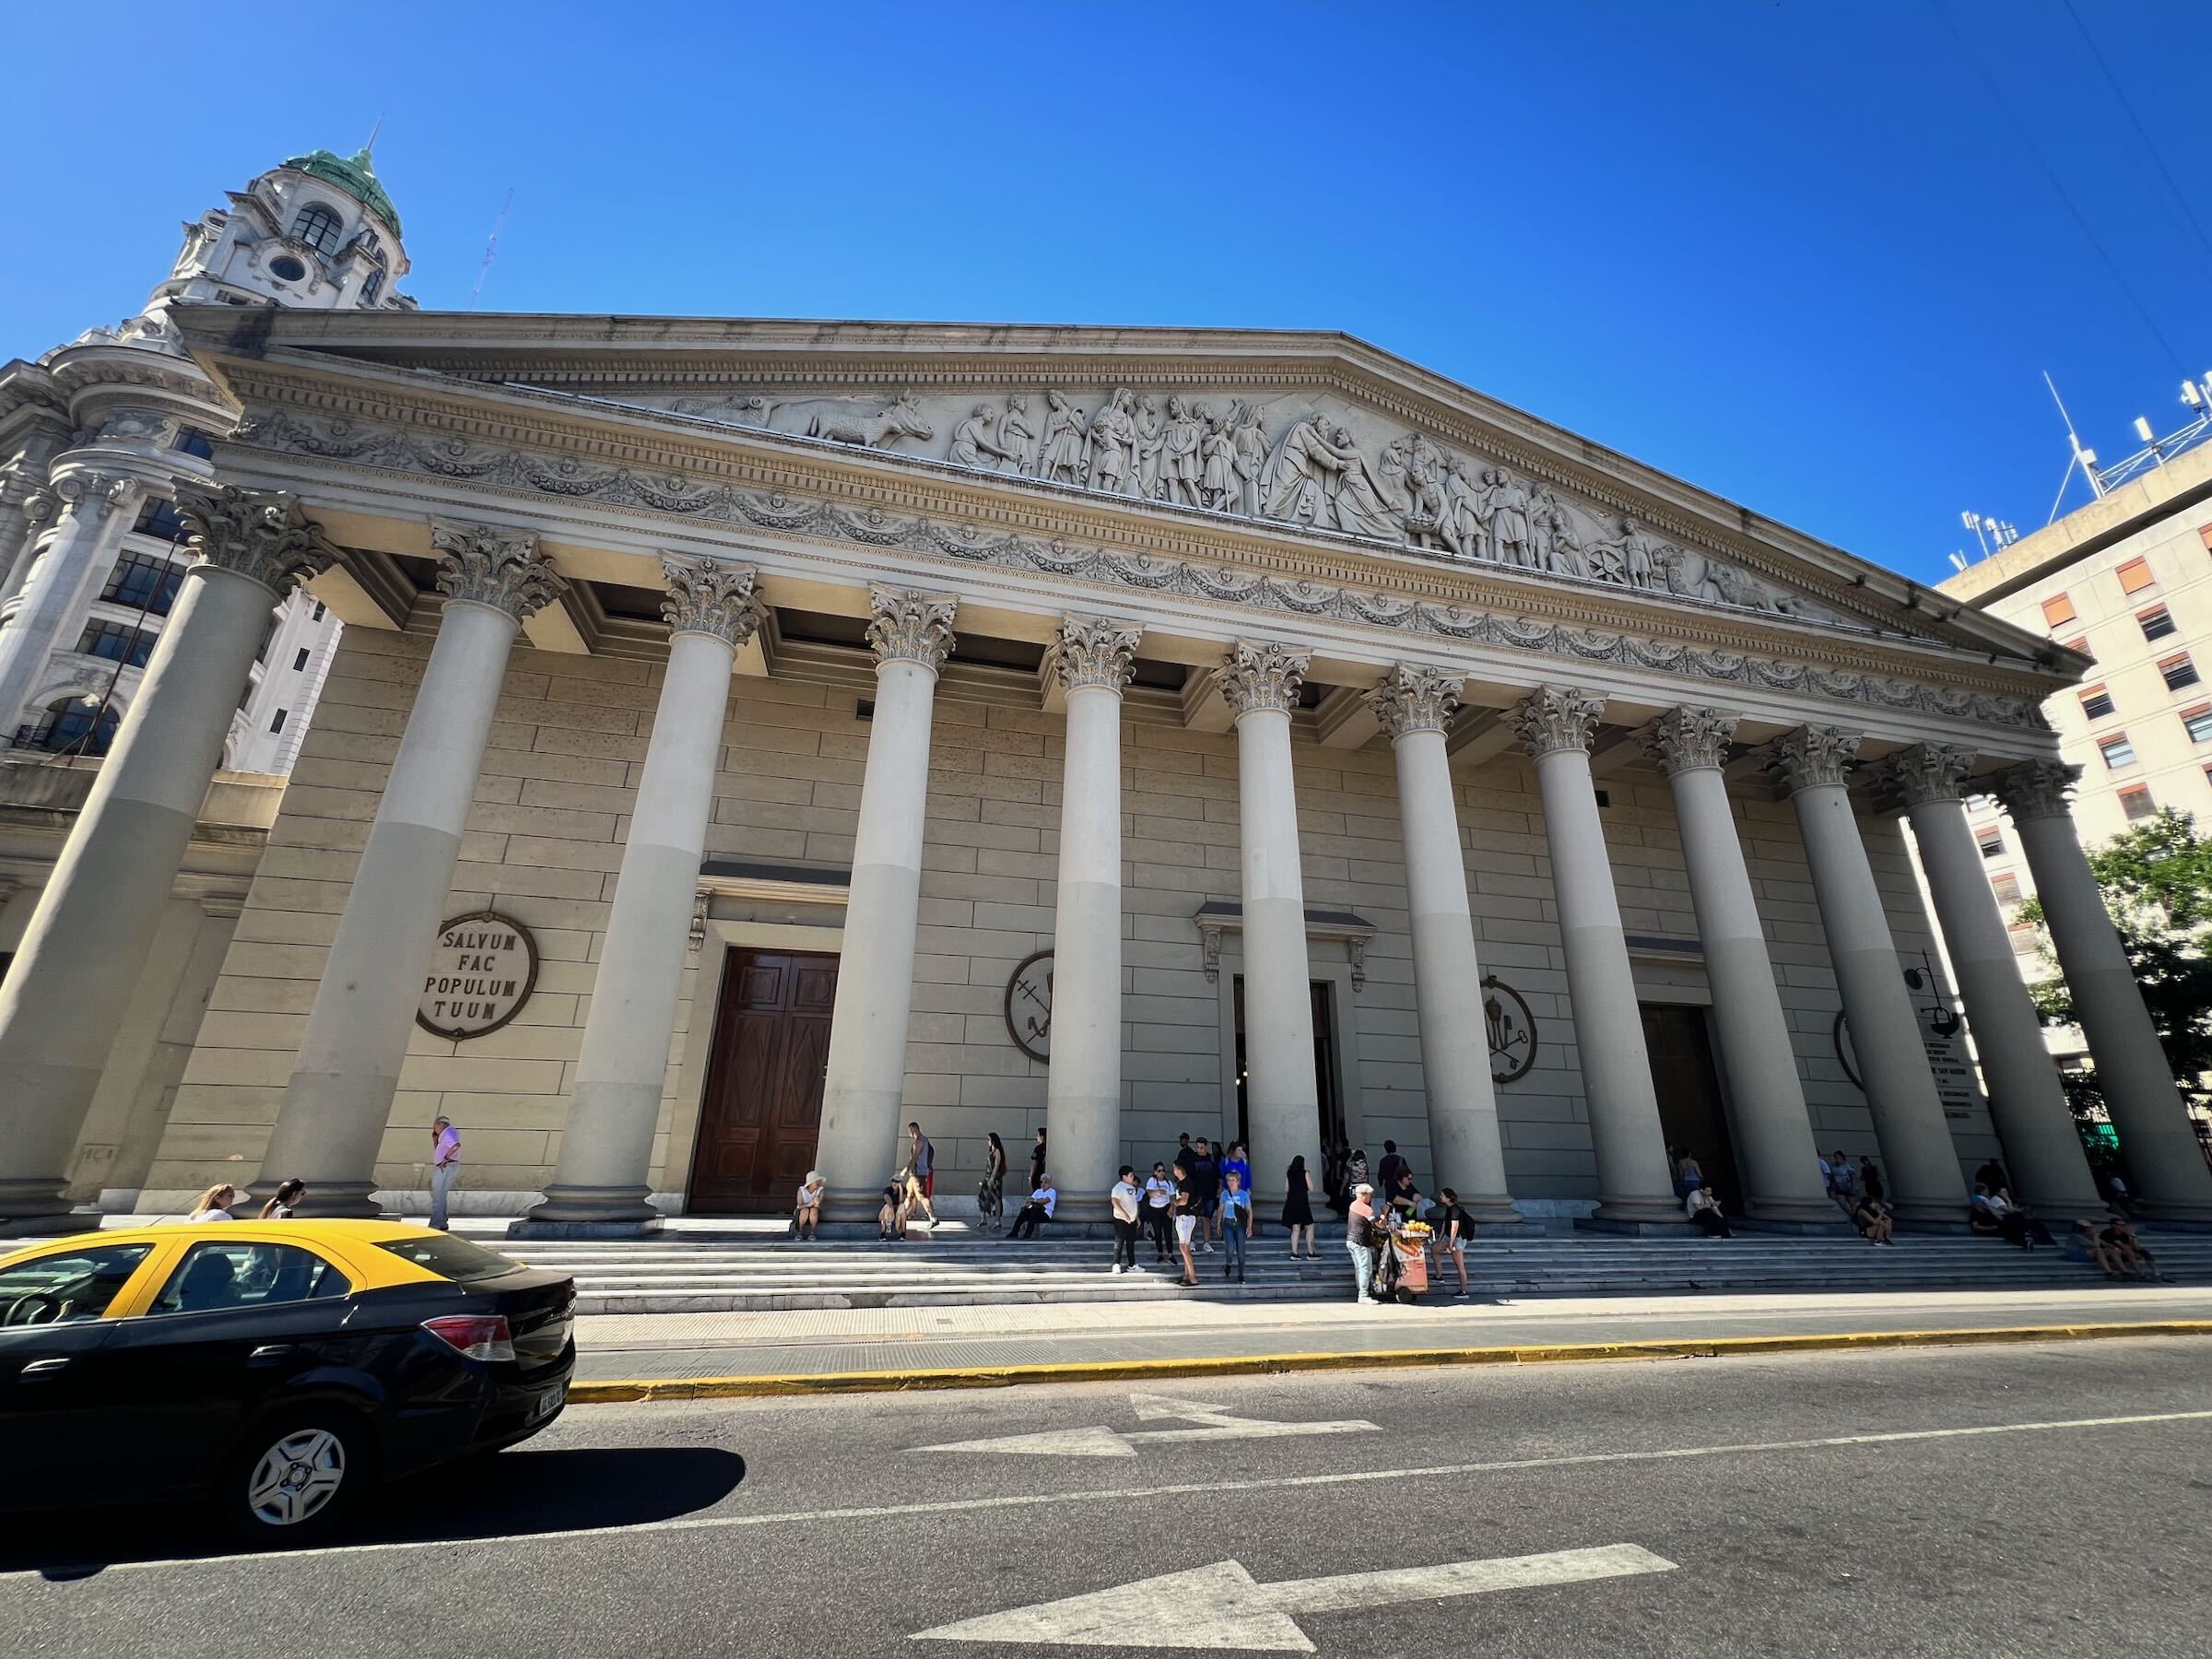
(2020, 807), (2212, 1112)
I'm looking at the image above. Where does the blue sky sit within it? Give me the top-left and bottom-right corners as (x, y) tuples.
(4, 1), (2207, 587)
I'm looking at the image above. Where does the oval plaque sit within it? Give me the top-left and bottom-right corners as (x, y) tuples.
(417, 911), (539, 1041)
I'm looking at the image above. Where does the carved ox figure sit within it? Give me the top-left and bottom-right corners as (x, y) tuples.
(765, 391), (935, 450)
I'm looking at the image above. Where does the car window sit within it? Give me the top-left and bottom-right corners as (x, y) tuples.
(375, 1235), (523, 1283)
(0, 1243), (154, 1326)
(150, 1241), (351, 1314)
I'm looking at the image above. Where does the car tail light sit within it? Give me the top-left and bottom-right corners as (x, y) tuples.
(421, 1314), (516, 1362)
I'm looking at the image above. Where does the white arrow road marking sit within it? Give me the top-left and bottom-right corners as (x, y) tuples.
(910, 1543), (1677, 1650)
(913, 1393), (1379, 1456)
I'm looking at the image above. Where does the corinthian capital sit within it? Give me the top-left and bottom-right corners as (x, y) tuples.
(1763, 724), (1860, 794)
(1048, 616), (1140, 695)
(51, 469), (143, 524)
(866, 586), (957, 672)
(176, 485), (337, 595)
(1993, 758), (2080, 822)
(431, 519), (563, 624)
(1219, 640), (1311, 717)
(661, 556), (765, 648)
(1511, 685), (1606, 759)
(1365, 664), (1464, 738)
(1885, 743), (1974, 807)
(1641, 706), (1739, 777)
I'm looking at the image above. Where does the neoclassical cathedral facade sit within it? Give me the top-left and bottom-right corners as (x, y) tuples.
(3, 149), (2207, 1236)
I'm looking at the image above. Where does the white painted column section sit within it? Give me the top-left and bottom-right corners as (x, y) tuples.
(1768, 725), (1966, 1226)
(520, 559), (762, 1234)
(1644, 708), (1840, 1230)
(1225, 641), (1323, 1191)
(0, 462), (153, 727)
(0, 473), (60, 605)
(1513, 686), (1683, 1230)
(815, 588), (956, 1218)
(1370, 665), (1516, 1222)
(0, 488), (331, 1233)
(1893, 746), (2100, 1216)
(1042, 618), (1137, 1224)
(258, 522), (561, 1217)
(1997, 759), (2212, 1225)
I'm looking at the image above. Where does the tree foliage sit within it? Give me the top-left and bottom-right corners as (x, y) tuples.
(2020, 807), (2212, 1102)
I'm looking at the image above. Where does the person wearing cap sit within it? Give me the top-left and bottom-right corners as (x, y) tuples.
(429, 1115), (462, 1231)
(793, 1170), (827, 1241)
(1346, 1182), (1380, 1303)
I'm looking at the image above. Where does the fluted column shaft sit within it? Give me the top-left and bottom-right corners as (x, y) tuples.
(1515, 687), (1682, 1229)
(0, 488), (333, 1232)
(1371, 666), (1515, 1221)
(816, 589), (956, 1218)
(1893, 747), (2099, 1214)
(521, 560), (762, 1232)
(1042, 619), (1137, 1223)
(1225, 642), (1323, 1189)
(0, 461), (155, 727)
(1769, 726), (1964, 1225)
(1647, 709), (1839, 1229)
(261, 523), (561, 1217)
(1998, 759), (2212, 1224)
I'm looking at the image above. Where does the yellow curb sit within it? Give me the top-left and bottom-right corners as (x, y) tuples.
(566, 1319), (2212, 1404)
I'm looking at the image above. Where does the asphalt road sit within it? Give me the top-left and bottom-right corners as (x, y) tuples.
(6, 1337), (2211, 1656)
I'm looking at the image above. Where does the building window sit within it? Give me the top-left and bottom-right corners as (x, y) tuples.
(311, 601), (326, 621)
(1976, 827), (2006, 859)
(2116, 556), (2158, 595)
(1991, 873), (2023, 905)
(2163, 653), (2202, 692)
(2140, 606), (2178, 641)
(2008, 923), (2041, 955)
(2120, 784), (2157, 820)
(2079, 685), (2116, 721)
(171, 429), (214, 460)
(255, 614), (279, 665)
(361, 266), (384, 304)
(292, 647), (311, 672)
(24, 695), (119, 758)
(290, 202), (344, 254)
(2065, 636), (2094, 663)
(268, 708), (288, 735)
(2041, 593), (2077, 629)
(75, 619), (154, 668)
(2183, 704), (2212, 744)
(101, 551), (186, 617)
(2099, 734), (2138, 769)
(132, 499), (185, 540)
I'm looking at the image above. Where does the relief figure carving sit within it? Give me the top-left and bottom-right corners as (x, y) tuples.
(1160, 395), (1204, 507)
(996, 394), (1037, 476)
(764, 391), (935, 450)
(1037, 390), (1088, 485)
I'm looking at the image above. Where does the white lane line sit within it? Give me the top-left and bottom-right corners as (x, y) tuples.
(13, 1407), (2209, 1578)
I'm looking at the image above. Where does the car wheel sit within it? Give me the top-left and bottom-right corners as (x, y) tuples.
(223, 1409), (373, 1544)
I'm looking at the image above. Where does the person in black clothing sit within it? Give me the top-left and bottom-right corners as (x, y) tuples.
(1973, 1159), (2009, 1198)
(1431, 1186), (1475, 1298)
(1375, 1140), (1406, 1198)
(1029, 1127), (1048, 1191)
(1857, 1157), (1885, 1204)
(1191, 1137), (1220, 1252)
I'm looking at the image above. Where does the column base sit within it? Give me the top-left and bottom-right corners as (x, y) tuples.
(1453, 1195), (1525, 1226)
(0, 1205), (98, 1239)
(290, 1182), (383, 1220)
(508, 1217), (665, 1241)
(1575, 1214), (1692, 1236)
(1894, 1217), (1979, 1235)
(2135, 1204), (2212, 1232)
(1734, 1213), (1857, 1236)
(1580, 1195), (1692, 1232)
(1740, 1194), (1858, 1235)
(522, 1184), (660, 1227)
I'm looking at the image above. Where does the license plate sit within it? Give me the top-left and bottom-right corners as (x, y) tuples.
(534, 1385), (564, 1421)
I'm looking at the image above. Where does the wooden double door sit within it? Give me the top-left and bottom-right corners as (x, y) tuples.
(688, 947), (838, 1213)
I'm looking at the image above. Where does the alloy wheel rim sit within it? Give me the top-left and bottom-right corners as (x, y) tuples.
(245, 1429), (346, 1526)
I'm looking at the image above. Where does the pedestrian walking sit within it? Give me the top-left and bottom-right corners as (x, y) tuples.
(258, 1178), (306, 1220)
(904, 1122), (940, 1230)
(1346, 1182), (1379, 1302)
(1432, 1187), (1475, 1297)
(980, 1131), (1008, 1231)
(1143, 1161), (1177, 1263)
(429, 1114), (461, 1230)
(188, 1182), (246, 1221)
(1171, 1158), (1201, 1287)
(1220, 1141), (1253, 1235)
(1110, 1166), (1143, 1274)
(1282, 1155), (1317, 1258)
(1219, 1169), (1251, 1283)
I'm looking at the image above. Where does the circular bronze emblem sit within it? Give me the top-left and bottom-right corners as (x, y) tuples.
(1004, 948), (1054, 1063)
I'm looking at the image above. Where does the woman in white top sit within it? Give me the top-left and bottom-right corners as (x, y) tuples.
(188, 1182), (245, 1222)
(792, 1171), (827, 1241)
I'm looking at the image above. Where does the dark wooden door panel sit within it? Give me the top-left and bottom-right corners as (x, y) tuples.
(688, 947), (838, 1212)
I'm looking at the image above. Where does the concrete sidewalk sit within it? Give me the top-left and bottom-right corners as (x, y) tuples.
(569, 1283), (2212, 1392)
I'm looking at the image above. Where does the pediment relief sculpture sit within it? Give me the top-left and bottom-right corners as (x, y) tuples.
(611, 383), (1846, 627)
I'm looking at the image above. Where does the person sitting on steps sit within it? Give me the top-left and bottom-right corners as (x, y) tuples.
(1007, 1174), (1056, 1239)
(792, 1171), (825, 1241)
(877, 1180), (907, 1242)
(1686, 1184), (1733, 1238)
(1852, 1192), (1895, 1246)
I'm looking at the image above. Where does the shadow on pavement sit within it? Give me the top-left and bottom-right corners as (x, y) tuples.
(0, 1445), (747, 1580)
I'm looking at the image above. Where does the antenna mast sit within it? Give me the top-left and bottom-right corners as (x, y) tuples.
(2042, 371), (2104, 521)
(469, 188), (514, 310)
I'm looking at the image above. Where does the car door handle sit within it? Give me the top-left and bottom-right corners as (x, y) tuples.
(247, 1345), (299, 1365)
(19, 1358), (69, 1377)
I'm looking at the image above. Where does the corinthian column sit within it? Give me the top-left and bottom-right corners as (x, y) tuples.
(259, 523), (562, 1217)
(0, 483), (59, 606)
(1888, 746), (2100, 1214)
(1994, 759), (2212, 1225)
(1642, 707), (1839, 1230)
(0, 488), (334, 1233)
(815, 588), (956, 1218)
(1513, 686), (1682, 1229)
(1765, 726), (1965, 1225)
(1224, 641), (1323, 1190)
(520, 559), (764, 1235)
(1041, 617), (1138, 1223)
(0, 464), (151, 727)
(1367, 665), (1516, 1222)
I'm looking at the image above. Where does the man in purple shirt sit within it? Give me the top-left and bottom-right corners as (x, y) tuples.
(429, 1115), (461, 1231)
